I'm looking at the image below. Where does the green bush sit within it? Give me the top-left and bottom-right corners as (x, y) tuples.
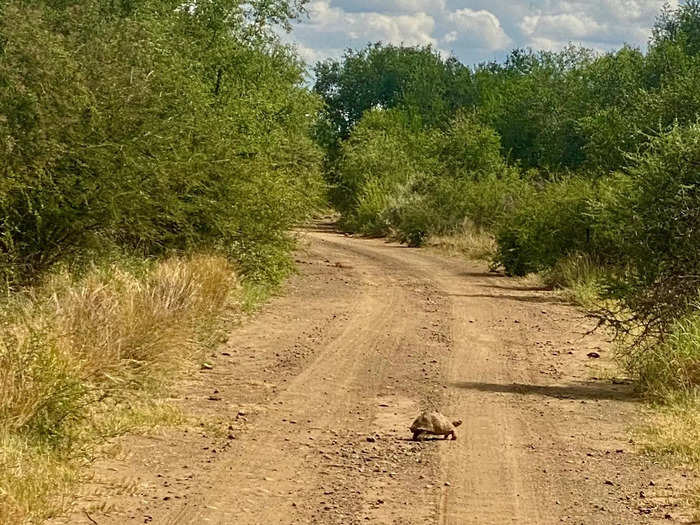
(625, 311), (700, 394)
(336, 108), (519, 244)
(386, 170), (527, 244)
(0, 0), (324, 287)
(435, 111), (506, 178)
(352, 178), (405, 237)
(335, 109), (425, 232)
(494, 177), (596, 276)
(592, 123), (700, 335)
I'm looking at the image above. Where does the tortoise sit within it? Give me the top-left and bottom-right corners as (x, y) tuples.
(410, 412), (462, 441)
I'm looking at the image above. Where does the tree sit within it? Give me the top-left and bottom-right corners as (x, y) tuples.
(0, 0), (324, 284)
(474, 47), (594, 170)
(652, 0), (700, 56)
(313, 43), (471, 148)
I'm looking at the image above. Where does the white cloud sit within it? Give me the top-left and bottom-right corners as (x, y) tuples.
(361, 12), (437, 46)
(443, 30), (458, 43)
(334, 0), (446, 13)
(298, 1), (438, 49)
(514, 0), (670, 50)
(520, 13), (603, 40)
(291, 42), (342, 64)
(289, 0), (675, 66)
(448, 8), (512, 50)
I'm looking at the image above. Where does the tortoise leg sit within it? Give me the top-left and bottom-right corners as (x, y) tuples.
(412, 430), (423, 441)
(451, 430), (457, 440)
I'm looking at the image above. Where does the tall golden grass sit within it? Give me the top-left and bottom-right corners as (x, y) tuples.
(542, 253), (607, 308)
(0, 254), (239, 522)
(424, 225), (497, 261)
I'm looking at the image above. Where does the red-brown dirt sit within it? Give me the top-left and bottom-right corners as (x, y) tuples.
(50, 228), (696, 524)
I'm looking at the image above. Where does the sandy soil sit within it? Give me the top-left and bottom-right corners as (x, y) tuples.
(51, 227), (696, 524)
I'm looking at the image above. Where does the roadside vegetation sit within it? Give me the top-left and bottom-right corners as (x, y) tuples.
(0, 254), (236, 521)
(0, 0), (324, 521)
(314, 1), (700, 471)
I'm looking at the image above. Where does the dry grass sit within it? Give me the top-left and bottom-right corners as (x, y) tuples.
(633, 314), (700, 469)
(631, 317), (700, 516)
(637, 393), (700, 520)
(425, 227), (497, 261)
(637, 395), (700, 468)
(0, 253), (240, 523)
(0, 433), (80, 523)
(89, 398), (185, 440)
(542, 253), (607, 308)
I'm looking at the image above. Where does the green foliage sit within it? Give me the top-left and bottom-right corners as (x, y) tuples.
(495, 177), (597, 276)
(334, 109), (424, 233)
(399, 170), (527, 235)
(334, 106), (524, 245)
(313, 43), (471, 155)
(435, 111), (506, 178)
(474, 47), (595, 170)
(386, 172), (529, 248)
(0, 0), (324, 286)
(591, 124), (700, 335)
(652, 0), (700, 57)
(626, 311), (700, 394)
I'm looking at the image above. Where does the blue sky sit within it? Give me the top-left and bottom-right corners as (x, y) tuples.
(284, 0), (677, 66)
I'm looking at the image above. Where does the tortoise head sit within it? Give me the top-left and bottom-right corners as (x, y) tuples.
(452, 419), (463, 427)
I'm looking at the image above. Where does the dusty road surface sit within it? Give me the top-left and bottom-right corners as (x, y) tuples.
(54, 227), (694, 525)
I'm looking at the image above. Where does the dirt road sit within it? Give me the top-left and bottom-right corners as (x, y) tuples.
(56, 228), (692, 524)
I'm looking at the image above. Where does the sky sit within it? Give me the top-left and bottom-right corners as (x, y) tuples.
(284, 0), (678, 66)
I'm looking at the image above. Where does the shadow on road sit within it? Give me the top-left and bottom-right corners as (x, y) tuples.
(445, 292), (568, 305)
(396, 436), (455, 442)
(479, 284), (553, 292)
(451, 380), (638, 402)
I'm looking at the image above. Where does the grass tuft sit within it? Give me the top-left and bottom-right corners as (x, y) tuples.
(637, 393), (700, 468)
(0, 434), (79, 522)
(542, 253), (607, 308)
(629, 312), (700, 396)
(425, 225), (497, 261)
(0, 253), (240, 523)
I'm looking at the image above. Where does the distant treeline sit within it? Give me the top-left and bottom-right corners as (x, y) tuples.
(0, 0), (325, 287)
(314, 1), (700, 392)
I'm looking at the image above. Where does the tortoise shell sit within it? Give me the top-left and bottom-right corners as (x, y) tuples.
(410, 412), (462, 436)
